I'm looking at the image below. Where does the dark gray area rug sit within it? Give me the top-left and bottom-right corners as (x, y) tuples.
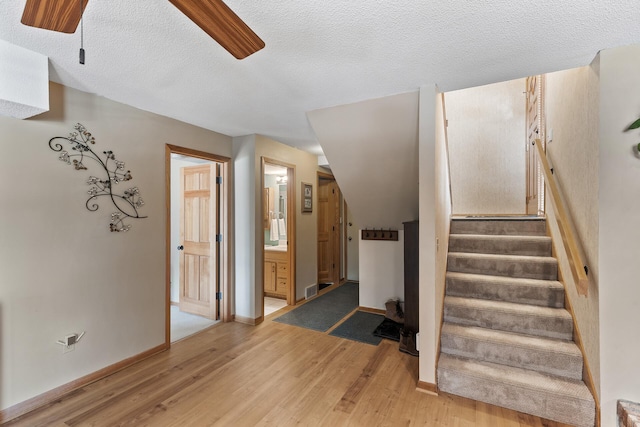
(273, 282), (359, 331)
(329, 311), (384, 346)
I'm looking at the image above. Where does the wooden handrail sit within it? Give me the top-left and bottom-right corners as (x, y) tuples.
(533, 139), (589, 296)
(441, 92), (453, 210)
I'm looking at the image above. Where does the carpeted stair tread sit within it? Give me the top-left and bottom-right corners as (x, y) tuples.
(440, 323), (583, 380)
(440, 216), (594, 425)
(437, 354), (595, 427)
(447, 252), (558, 280)
(450, 218), (546, 236)
(445, 271), (564, 308)
(448, 234), (552, 256)
(444, 296), (573, 340)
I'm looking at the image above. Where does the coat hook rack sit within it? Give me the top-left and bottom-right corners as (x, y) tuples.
(361, 228), (398, 241)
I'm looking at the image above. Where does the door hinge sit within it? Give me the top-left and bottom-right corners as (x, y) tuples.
(216, 176), (222, 185)
(216, 292), (222, 300)
(216, 234), (223, 242)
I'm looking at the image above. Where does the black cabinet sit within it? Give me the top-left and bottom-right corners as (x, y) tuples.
(402, 220), (419, 355)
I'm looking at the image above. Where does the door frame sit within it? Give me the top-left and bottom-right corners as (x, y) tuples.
(525, 75), (546, 216)
(343, 199), (349, 282)
(261, 157), (296, 308)
(317, 170), (343, 286)
(165, 144), (232, 347)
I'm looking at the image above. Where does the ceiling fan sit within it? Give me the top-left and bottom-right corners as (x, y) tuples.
(20, 0), (265, 59)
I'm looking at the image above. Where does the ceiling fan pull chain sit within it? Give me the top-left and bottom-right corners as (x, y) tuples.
(79, 0), (85, 64)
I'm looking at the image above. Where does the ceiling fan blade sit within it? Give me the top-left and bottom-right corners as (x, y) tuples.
(168, 0), (265, 60)
(21, 0), (88, 33)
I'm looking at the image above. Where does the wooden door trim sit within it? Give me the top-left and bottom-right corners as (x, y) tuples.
(343, 199), (348, 283)
(165, 145), (232, 348)
(318, 170), (334, 180)
(525, 76), (546, 216)
(166, 144), (231, 162)
(261, 157), (297, 308)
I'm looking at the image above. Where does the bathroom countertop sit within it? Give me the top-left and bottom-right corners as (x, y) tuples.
(265, 244), (287, 252)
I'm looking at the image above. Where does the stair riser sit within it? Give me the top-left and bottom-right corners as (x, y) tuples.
(448, 255), (557, 280)
(444, 304), (573, 340)
(440, 332), (583, 380)
(446, 277), (564, 308)
(450, 220), (546, 236)
(448, 237), (551, 257)
(437, 368), (595, 427)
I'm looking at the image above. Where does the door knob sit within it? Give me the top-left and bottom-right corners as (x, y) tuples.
(177, 245), (184, 250)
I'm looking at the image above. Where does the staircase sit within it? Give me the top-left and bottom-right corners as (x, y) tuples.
(437, 217), (595, 427)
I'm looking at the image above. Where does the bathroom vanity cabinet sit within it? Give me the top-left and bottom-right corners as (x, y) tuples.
(264, 249), (288, 299)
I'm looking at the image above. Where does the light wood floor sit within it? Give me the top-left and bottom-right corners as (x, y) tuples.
(7, 307), (571, 427)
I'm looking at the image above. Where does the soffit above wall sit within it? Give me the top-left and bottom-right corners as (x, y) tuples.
(308, 91), (419, 228)
(2, 1), (640, 154)
(0, 39), (48, 119)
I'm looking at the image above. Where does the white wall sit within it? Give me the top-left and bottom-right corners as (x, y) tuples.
(446, 79), (526, 214)
(598, 43), (640, 425)
(418, 84), (438, 385)
(307, 92), (419, 229)
(544, 60), (601, 398)
(358, 232), (404, 309)
(417, 87), (452, 386)
(232, 135), (257, 320)
(435, 92), (453, 357)
(0, 83), (232, 411)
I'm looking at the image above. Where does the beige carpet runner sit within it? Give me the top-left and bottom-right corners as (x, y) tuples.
(437, 217), (595, 427)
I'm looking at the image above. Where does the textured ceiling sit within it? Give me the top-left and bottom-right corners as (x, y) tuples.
(2, 1), (640, 155)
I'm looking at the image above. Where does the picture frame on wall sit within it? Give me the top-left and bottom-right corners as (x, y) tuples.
(302, 182), (312, 213)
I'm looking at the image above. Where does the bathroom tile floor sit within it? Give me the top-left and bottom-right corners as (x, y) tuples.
(264, 296), (287, 316)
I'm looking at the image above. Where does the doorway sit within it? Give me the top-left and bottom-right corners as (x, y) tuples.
(525, 75), (546, 215)
(165, 145), (231, 345)
(261, 158), (296, 317)
(317, 172), (343, 289)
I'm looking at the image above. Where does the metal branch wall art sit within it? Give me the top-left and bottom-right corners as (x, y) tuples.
(48, 123), (147, 232)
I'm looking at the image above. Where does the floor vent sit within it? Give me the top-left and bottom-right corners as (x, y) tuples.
(305, 284), (318, 300)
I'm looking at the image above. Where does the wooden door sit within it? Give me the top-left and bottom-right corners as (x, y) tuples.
(318, 178), (340, 285)
(179, 164), (218, 319)
(525, 75), (545, 215)
(345, 202), (359, 281)
(330, 181), (341, 283)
